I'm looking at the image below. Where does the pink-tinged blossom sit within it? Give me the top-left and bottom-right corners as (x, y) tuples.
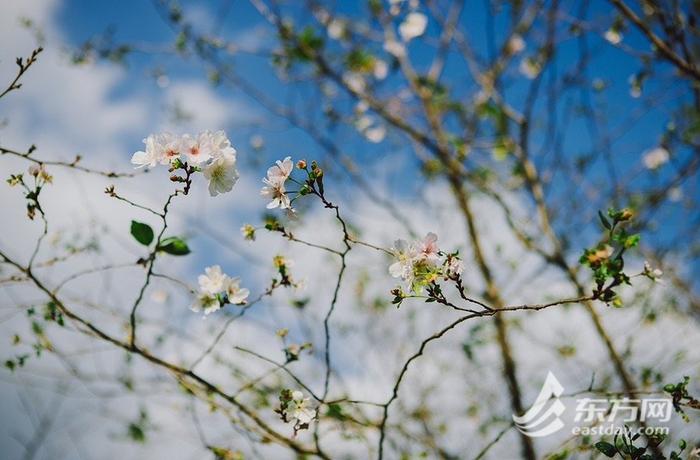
(418, 232), (439, 264)
(158, 132), (182, 164)
(267, 156), (294, 184)
(204, 130), (238, 159)
(181, 132), (211, 165)
(446, 257), (464, 277)
(261, 156), (293, 209)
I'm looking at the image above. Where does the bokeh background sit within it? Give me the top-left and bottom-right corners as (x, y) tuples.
(1, 0), (699, 459)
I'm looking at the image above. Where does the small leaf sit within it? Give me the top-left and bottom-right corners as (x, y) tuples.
(158, 236), (190, 256)
(595, 441), (617, 457)
(598, 210), (612, 230)
(130, 221), (154, 246)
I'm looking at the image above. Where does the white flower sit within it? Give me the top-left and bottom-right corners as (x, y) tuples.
(399, 12), (428, 41)
(355, 115), (373, 132)
(519, 58), (541, 79)
(241, 224), (256, 241)
(190, 292), (221, 315)
(273, 255), (294, 270)
(643, 261), (663, 280)
(343, 72), (366, 93)
(389, 239), (419, 281)
(507, 34), (525, 54)
(604, 29), (622, 45)
(223, 277), (250, 304)
(204, 130), (237, 160)
(290, 391), (315, 425)
(365, 125), (386, 143)
(181, 132), (211, 165)
(267, 156), (294, 184)
(261, 180), (291, 209)
(642, 147), (669, 170)
(447, 257), (464, 276)
(261, 157), (293, 209)
(198, 265), (227, 295)
(131, 134), (163, 168)
(668, 187), (683, 202)
(327, 19), (345, 40)
(373, 59), (389, 80)
(203, 152), (239, 196)
(157, 132), (183, 164)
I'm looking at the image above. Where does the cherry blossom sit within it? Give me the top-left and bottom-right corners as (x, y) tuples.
(642, 147), (669, 170)
(519, 58), (541, 79)
(158, 132), (182, 164)
(203, 152), (238, 196)
(604, 29), (622, 45)
(389, 233), (465, 293)
(130, 130), (240, 196)
(418, 232), (439, 263)
(446, 256), (464, 277)
(190, 292), (221, 315)
(290, 391), (315, 425)
(198, 265), (227, 295)
(223, 276), (250, 304)
(388, 238), (419, 282)
(261, 156), (293, 209)
(507, 34), (525, 54)
(180, 132), (211, 165)
(131, 134), (162, 168)
(204, 130), (237, 159)
(192, 265), (249, 315)
(267, 156), (293, 183)
(399, 12), (428, 42)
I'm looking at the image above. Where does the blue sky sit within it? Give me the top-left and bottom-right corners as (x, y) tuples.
(1, 2), (698, 458)
(2, 0), (695, 276)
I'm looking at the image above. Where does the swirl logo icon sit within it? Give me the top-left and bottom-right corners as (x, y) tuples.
(513, 372), (566, 437)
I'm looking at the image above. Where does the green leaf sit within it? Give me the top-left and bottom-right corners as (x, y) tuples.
(130, 221), (154, 246)
(157, 236), (190, 256)
(598, 210), (612, 230)
(595, 441), (617, 457)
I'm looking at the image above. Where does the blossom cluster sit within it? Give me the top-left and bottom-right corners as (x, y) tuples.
(259, 157), (325, 213)
(389, 232), (464, 294)
(190, 265), (249, 315)
(275, 389), (316, 436)
(131, 130), (239, 196)
(260, 156), (294, 209)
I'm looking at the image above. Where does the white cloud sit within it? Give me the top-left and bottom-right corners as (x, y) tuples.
(1, 1), (698, 459)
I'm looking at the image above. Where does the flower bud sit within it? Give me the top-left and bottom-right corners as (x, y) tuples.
(240, 224), (256, 241)
(296, 159), (307, 169)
